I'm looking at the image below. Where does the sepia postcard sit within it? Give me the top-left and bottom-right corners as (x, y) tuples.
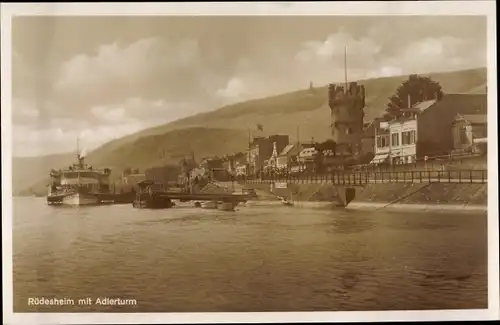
(2, 1), (499, 324)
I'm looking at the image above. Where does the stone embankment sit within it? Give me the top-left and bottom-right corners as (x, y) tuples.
(218, 181), (488, 211)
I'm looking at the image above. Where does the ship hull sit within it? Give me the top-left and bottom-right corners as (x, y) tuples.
(47, 147), (113, 207)
(62, 192), (100, 206)
(132, 195), (174, 209)
(47, 192), (101, 206)
(217, 201), (236, 211)
(201, 201), (218, 209)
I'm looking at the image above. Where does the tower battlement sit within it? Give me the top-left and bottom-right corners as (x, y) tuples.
(328, 82), (366, 154)
(328, 82), (366, 107)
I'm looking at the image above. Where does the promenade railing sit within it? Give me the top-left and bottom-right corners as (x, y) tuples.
(240, 169), (487, 185)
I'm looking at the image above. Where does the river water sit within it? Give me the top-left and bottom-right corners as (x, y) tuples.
(12, 197), (487, 312)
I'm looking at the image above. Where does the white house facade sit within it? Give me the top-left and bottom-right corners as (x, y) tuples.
(388, 117), (418, 164)
(371, 121), (391, 164)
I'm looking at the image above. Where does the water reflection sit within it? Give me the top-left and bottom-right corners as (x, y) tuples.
(329, 212), (377, 234)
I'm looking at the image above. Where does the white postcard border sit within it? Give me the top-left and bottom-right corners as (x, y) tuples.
(1, 1), (498, 324)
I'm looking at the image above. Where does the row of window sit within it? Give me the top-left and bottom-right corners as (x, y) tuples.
(401, 130), (417, 145)
(60, 183), (100, 189)
(392, 155), (417, 165)
(391, 133), (400, 147)
(377, 130), (417, 148)
(377, 135), (390, 148)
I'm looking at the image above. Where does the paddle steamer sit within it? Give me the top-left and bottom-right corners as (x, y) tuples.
(47, 141), (112, 206)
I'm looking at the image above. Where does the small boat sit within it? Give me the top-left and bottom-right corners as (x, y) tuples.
(201, 201), (218, 209)
(242, 188), (258, 199)
(132, 181), (174, 209)
(280, 193), (294, 206)
(217, 201), (235, 211)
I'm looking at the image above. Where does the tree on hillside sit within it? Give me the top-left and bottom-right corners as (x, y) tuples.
(385, 74), (444, 118)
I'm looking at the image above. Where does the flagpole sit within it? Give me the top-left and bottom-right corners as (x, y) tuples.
(247, 127), (251, 175)
(344, 46), (348, 94)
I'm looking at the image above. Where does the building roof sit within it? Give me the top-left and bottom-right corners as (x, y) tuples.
(396, 94), (487, 129)
(278, 143), (310, 157)
(429, 94), (487, 115)
(298, 147), (319, 157)
(388, 115), (417, 125)
(410, 99), (437, 112)
(125, 173), (146, 179)
(362, 120), (374, 133)
(268, 134), (289, 139)
(399, 99), (437, 114)
(249, 136), (266, 147)
(363, 118), (387, 137)
(279, 144), (295, 156)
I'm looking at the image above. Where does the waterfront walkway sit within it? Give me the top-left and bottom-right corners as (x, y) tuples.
(242, 170), (488, 186)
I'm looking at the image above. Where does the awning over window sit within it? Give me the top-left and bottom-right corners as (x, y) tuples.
(370, 153), (389, 164)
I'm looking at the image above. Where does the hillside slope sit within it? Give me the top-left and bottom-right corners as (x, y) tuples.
(90, 67), (487, 157)
(12, 153), (75, 196)
(14, 67), (487, 196)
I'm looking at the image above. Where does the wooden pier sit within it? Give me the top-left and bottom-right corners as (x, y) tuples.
(132, 180), (249, 210)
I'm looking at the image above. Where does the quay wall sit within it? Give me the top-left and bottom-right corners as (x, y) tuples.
(233, 182), (488, 207)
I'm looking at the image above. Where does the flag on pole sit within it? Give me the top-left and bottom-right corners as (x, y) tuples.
(256, 123), (263, 131)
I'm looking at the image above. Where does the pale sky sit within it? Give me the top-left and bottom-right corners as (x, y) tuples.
(11, 15), (486, 157)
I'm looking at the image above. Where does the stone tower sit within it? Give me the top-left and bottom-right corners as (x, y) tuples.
(328, 81), (366, 155)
